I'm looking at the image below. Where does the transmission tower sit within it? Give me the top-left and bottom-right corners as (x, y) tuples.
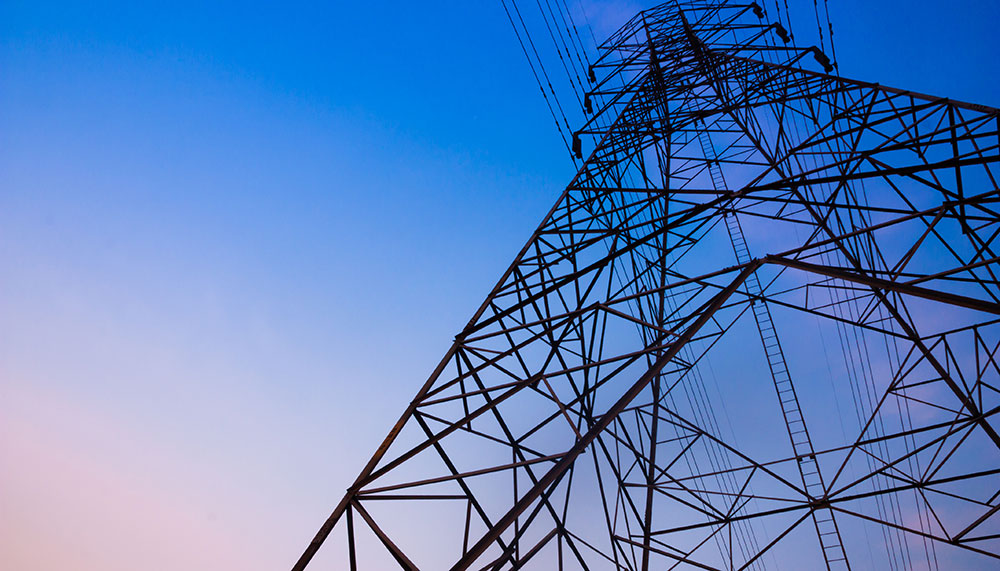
(293, 2), (1000, 569)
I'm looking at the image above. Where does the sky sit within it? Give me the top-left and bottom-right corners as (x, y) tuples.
(1, 1), (998, 570)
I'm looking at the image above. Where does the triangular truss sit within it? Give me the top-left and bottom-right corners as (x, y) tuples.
(293, 2), (1000, 569)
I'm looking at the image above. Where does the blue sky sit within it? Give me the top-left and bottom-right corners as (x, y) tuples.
(1, 1), (998, 569)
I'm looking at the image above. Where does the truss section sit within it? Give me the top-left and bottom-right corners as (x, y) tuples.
(293, 2), (1000, 569)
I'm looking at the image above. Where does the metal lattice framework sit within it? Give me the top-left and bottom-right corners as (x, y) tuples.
(293, 2), (1000, 569)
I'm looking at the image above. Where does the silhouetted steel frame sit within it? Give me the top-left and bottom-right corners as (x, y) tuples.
(292, 252), (1000, 570)
(292, 2), (1000, 569)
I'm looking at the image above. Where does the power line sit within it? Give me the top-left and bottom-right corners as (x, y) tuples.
(499, 0), (577, 161)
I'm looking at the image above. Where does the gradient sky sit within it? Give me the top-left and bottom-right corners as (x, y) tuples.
(1, 1), (998, 569)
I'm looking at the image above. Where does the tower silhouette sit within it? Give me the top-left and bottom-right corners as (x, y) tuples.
(293, 2), (1000, 569)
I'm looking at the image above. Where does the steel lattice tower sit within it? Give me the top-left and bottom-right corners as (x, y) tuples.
(293, 2), (1000, 569)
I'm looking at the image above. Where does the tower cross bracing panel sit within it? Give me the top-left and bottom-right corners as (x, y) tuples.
(293, 2), (1000, 569)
